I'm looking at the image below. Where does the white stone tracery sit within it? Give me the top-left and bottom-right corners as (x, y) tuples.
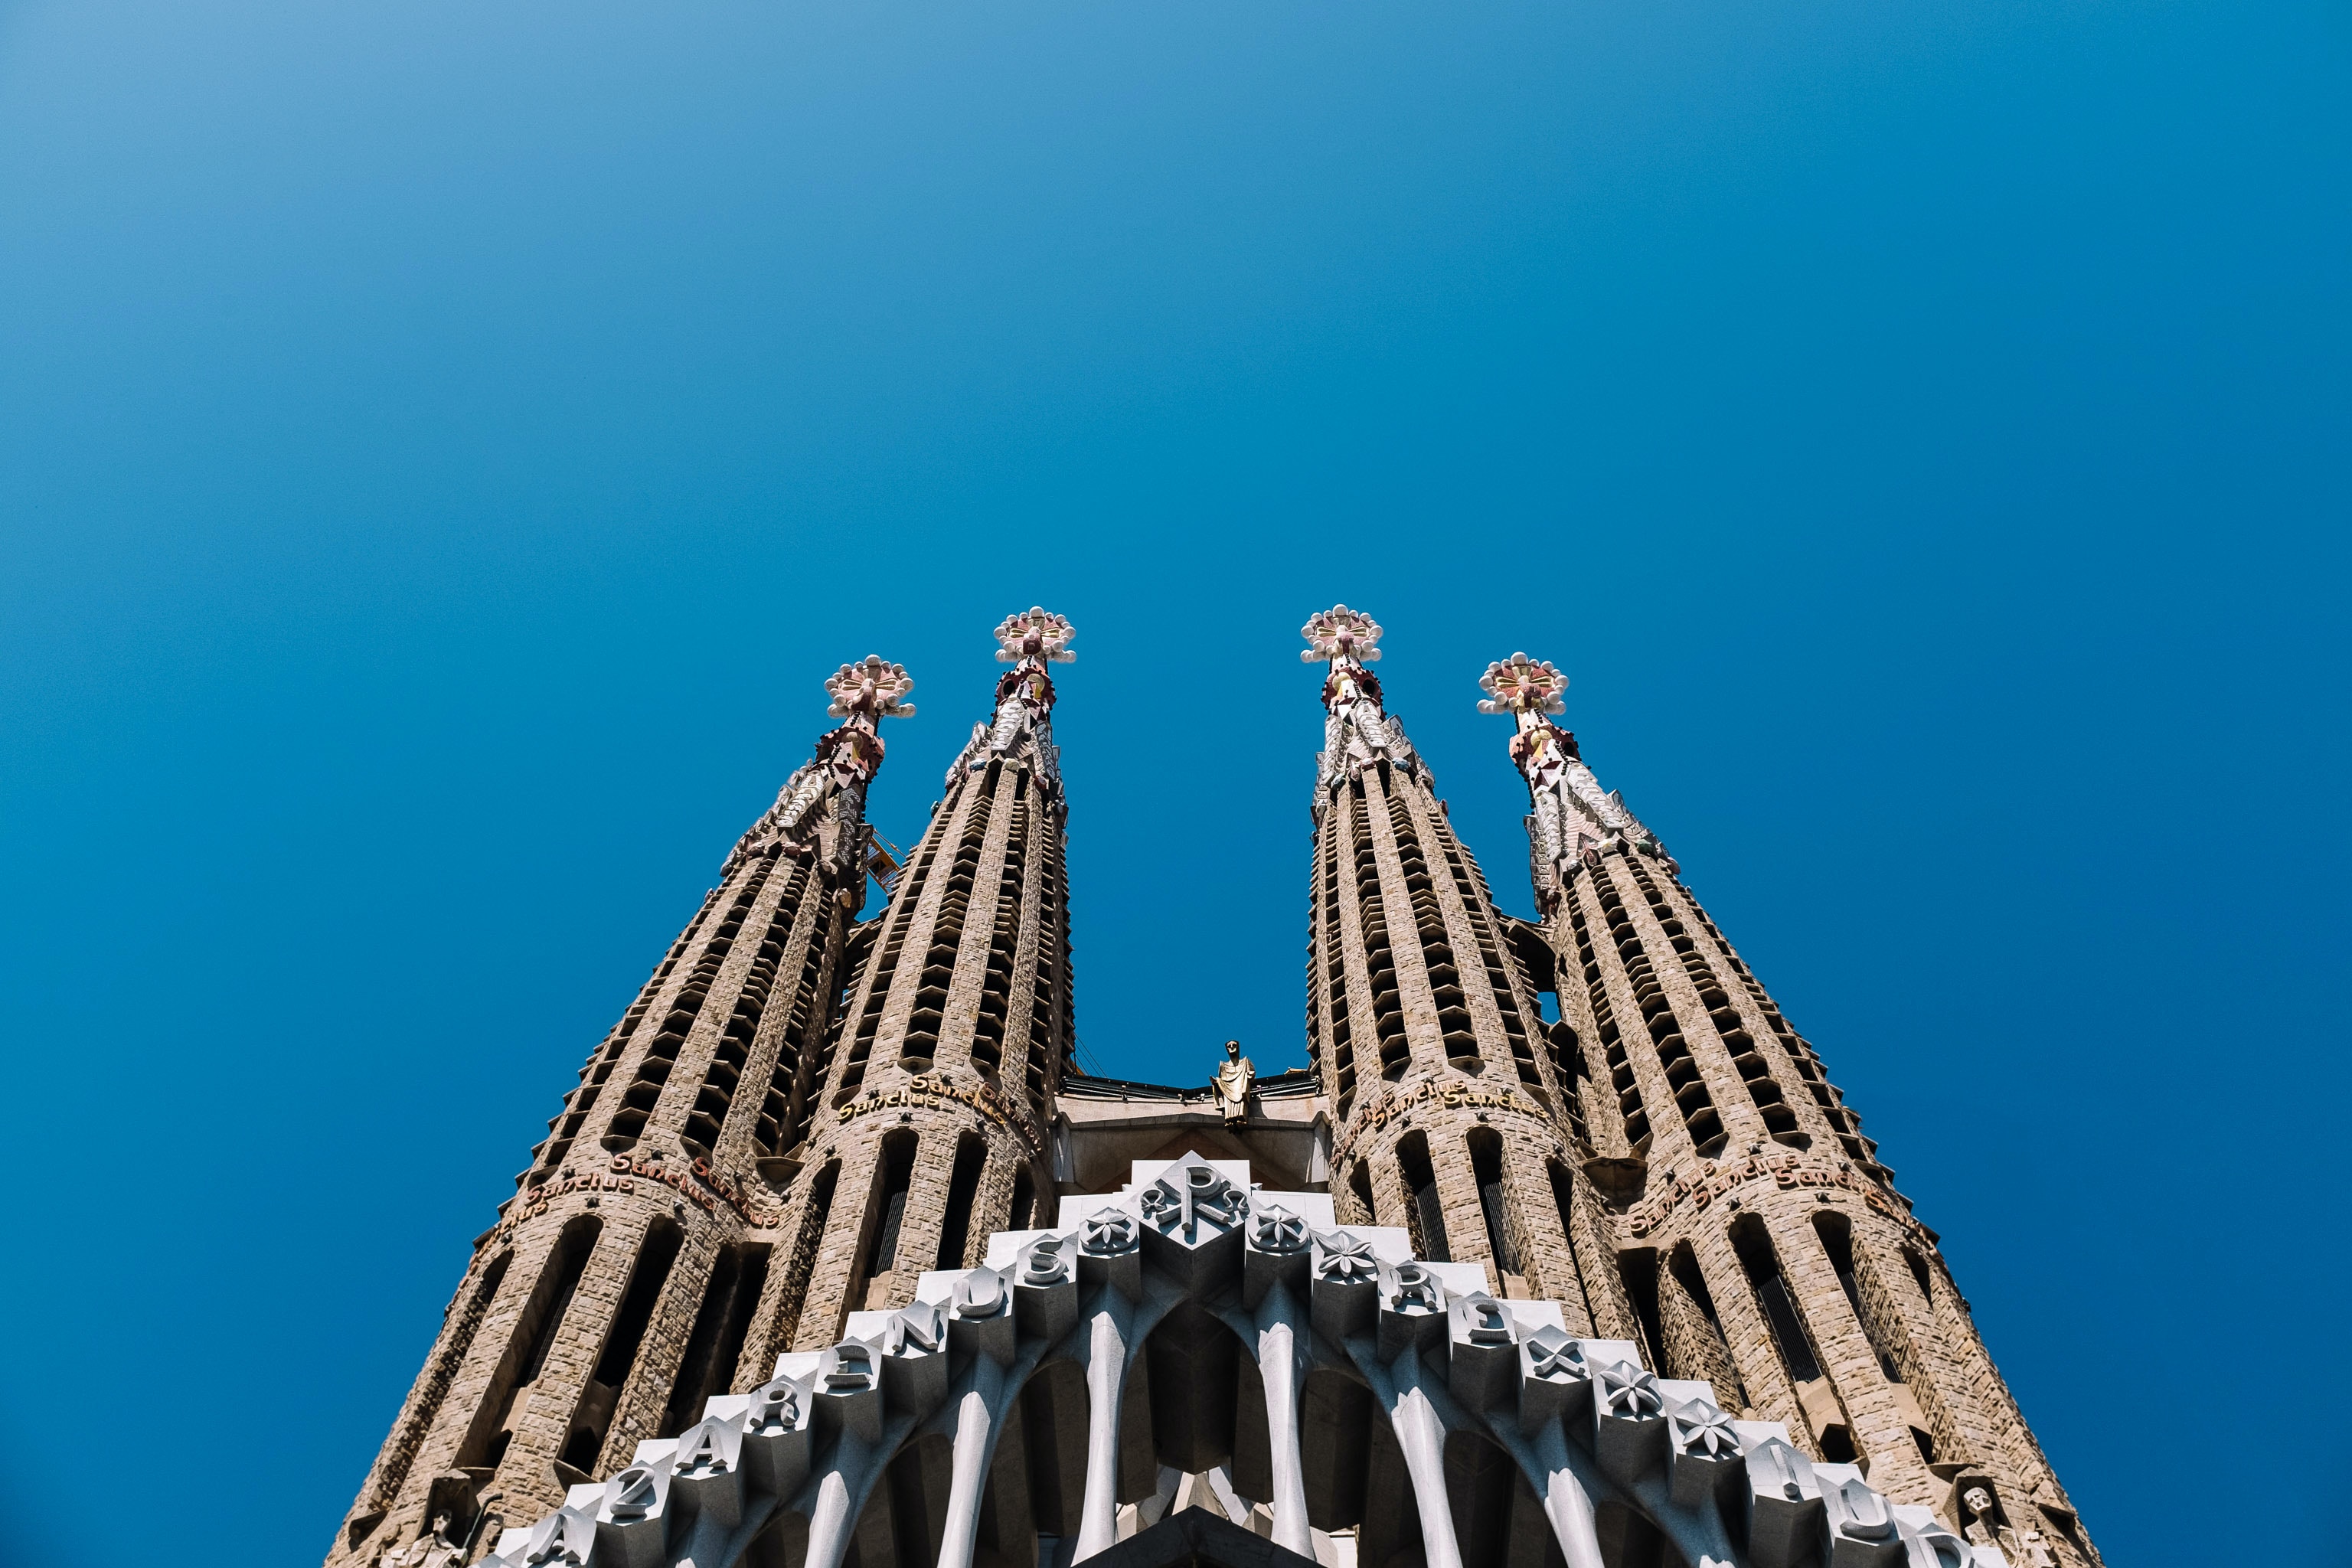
(484, 1152), (2002, 1568)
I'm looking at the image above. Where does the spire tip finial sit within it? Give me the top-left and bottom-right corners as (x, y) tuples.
(1301, 604), (1383, 664)
(1477, 651), (1566, 716)
(995, 607), (1076, 665)
(826, 655), (917, 720)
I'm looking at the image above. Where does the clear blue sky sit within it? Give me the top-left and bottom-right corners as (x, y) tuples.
(1, 2), (2344, 1563)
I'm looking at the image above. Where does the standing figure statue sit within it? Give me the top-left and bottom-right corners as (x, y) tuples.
(1211, 1040), (1255, 1125)
(1961, 1485), (2054, 1568)
(377, 1511), (465, 1568)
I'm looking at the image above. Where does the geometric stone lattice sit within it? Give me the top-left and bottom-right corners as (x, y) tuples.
(486, 1152), (2009, 1568)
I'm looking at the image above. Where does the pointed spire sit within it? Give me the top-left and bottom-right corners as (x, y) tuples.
(1302, 604), (1419, 805)
(1478, 652), (1666, 910)
(951, 606), (1076, 789)
(728, 655), (914, 874)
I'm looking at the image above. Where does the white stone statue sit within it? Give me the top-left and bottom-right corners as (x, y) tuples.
(1211, 1040), (1254, 1125)
(377, 1511), (464, 1568)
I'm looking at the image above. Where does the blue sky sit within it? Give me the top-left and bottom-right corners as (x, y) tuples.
(1, 1), (2344, 1563)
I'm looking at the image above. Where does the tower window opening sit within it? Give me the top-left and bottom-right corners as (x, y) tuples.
(972, 789), (1026, 1080)
(1903, 1246), (1936, 1304)
(857, 1131), (920, 1308)
(903, 776), (995, 1070)
(779, 1161), (839, 1351)
(1668, 1243), (1729, 1338)
(1507, 920), (1587, 1145)
(1467, 1130), (1519, 1278)
(1566, 890), (1648, 1154)
(1009, 1165), (1036, 1231)
(1348, 1159), (1377, 1227)
(1546, 1161), (1586, 1283)
(1616, 1248), (1666, 1373)
(1813, 1212), (1903, 1383)
(1385, 790), (1478, 1070)
(562, 1217), (684, 1472)
(841, 813), (947, 1102)
(516, 1221), (599, 1389)
(463, 1217), (600, 1473)
(606, 863), (774, 1150)
(1730, 1213), (1853, 1460)
(1593, 864), (1722, 1155)
(662, 1242), (772, 1436)
(1346, 785), (1410, 1081)
(1546, 1020), (1589, 1148)
(688, 864), (808, 1157)
(592, 1219), (684, 1391)
(936, 1135), (988, 1270)
(1730, 1215), (1821, 1383)
(1624, 858), (1803, 1148)
(1396, 1133), (1449, 1262)
(1666, 1241), (1748, 1409)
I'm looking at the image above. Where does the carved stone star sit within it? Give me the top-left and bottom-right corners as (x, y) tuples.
(1317, 1230), (1379, 1282)
(1672, 1399), (1741, 1458)
(1082, 1209), (1138, 1255)
(1597, 1363), (1663, 1418)
(1251, 1204), (1310, 1254)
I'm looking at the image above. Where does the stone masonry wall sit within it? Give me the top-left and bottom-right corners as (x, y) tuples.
(1540, 844), (2101, 1563)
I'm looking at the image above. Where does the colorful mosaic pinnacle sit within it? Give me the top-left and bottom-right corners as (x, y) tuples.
(1478, 649), (1570, 717)
(993, 606), (1076, 665)
(330, 603), (2099, 1568)
(823, 655), (916, 722)
(1299, 603), (1383, 664)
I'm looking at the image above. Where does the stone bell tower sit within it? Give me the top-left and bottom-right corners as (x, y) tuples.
(740, 607), (1079, 1361)
(1478, 649), (2099, 1568)
(330, 606), (2103, 1568)
(1299, 606), (1635, 1348)
(328, 655), (915, 1565)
